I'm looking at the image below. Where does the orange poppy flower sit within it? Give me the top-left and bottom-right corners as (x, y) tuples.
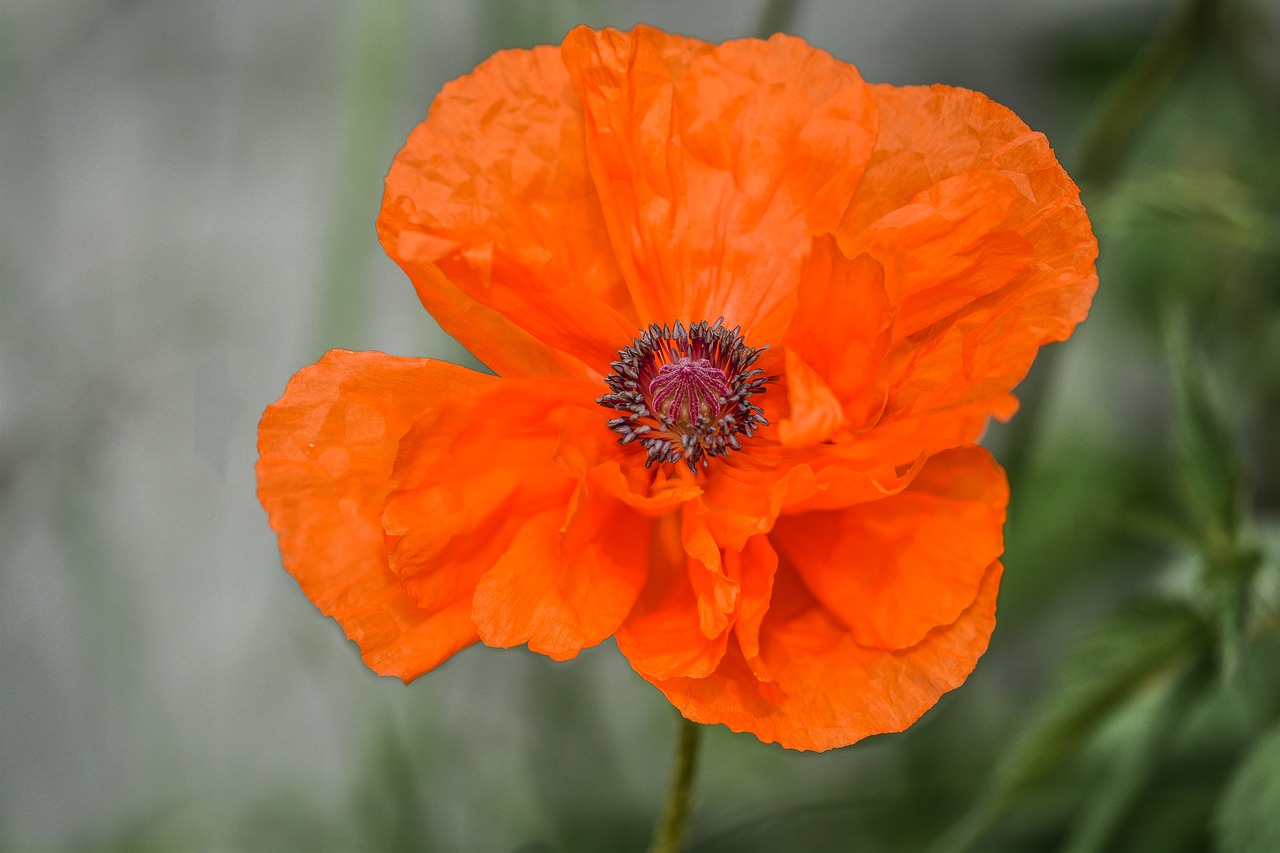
(257, 25), (1096, 751)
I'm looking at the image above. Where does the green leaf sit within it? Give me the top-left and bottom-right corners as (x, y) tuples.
(1209, 547), (1264, 680)
(1059, 656), (1211, 853)
(930, 599), (1210, 853)
(1216, 723), (1280, 853)
(1163, 313), (1245, 551)
(988, 598), (1208, 812)
(1163, 313), (1258, 675)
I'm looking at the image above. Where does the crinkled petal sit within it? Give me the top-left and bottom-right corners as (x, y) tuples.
(772, 446), (1006, 649)
(844, 85), (1057, 232)
(383, 378), (586, 610)
(728, 534), (779, 682)
(617, 515), (774, 683)
(862, 395), (1020, 464)
(780, 240), (892, 444)
(695, 449), (812, 552)
(383, 376), (644, 661)
(776, 351), (846, 448)
(379, 44), (636, 376)
(256, 350), (495, 681)
(683, 510), (738, 639)
(786, 242), (893, 405)
(563, 25), (877, 333)
(650, 560), (1003, 752)
(377, 253), (589, 380)
(615, 513), (729, 680)
(698, 436), (926, 536)
(471, 492), (650, 660)
(842, 84), (1097, 449)
(588, 458), (704, 516)
(846, 171), (1033, 336)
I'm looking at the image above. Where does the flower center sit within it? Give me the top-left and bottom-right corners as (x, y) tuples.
(598, 319), (772, 473)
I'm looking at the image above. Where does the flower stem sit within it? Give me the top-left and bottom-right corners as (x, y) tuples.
(647, 713), (703, 853)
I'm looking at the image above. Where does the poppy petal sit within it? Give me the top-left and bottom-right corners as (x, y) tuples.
(382, 377), (645, 661)
(696, 439), (924, 544)
(728, 534), (780, 682)
(256, 350), (495, 681)
(382, 378), (590, 609)
(844, 84), (1067, 233)
(563, 25), (877, 331)
(776, 350), (847, 448)
(471, 491), (651, 660)
(771, 446), (1006, 650)
(650, 559), (1003, 752)
(780, 240), (893, 444)
(694, 451), (812, 552)
(842, 84), (1097, 446)
(778, 446), (927, 515)
(615, 513), (730, 680)
(780, 390), (1016, 497)
(851, 172), (1035, 337)
(683, 510), (739, 639)
(376, 251), (591, 381)
(590, 459), (704, 514)
(379, 44), (637, 376)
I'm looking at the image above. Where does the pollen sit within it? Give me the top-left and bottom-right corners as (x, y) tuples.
(598, 319), (773, 473)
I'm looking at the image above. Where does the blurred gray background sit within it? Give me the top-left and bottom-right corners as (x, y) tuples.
(6, 1), (1262, 850)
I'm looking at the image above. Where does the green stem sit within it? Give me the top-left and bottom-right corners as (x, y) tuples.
(647, 714), (703, 853)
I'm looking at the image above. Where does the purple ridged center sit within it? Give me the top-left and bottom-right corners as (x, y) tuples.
(598, 319), (773, 473)
(648, 357), (731, 425)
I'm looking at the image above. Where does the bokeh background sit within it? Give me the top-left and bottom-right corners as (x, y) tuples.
(3, 1), (1278, 851)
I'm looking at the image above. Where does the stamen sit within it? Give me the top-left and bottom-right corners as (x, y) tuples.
(598, 319), (774, 473)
